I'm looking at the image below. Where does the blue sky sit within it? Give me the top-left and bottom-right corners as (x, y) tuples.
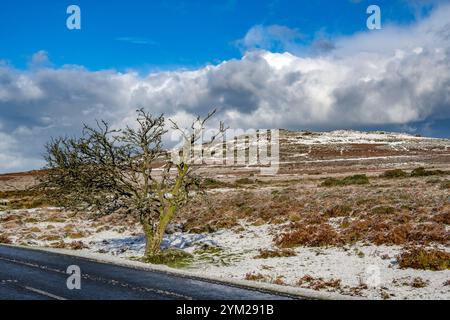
(0, 0), (436, 71)
(1, 0), (450, 172)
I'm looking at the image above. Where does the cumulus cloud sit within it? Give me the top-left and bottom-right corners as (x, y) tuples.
(235, 24), (304, 52)
(1, 5), (450, 172)
(29, 50), (51, 68)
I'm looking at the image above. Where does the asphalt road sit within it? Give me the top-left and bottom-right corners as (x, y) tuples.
(0, 245), (293, 300)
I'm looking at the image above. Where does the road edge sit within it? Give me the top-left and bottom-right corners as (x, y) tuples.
(2, 244), (363, 300)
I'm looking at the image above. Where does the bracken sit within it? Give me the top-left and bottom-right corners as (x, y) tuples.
(275, 223), (342, 248)
(398, 247), (450, 271)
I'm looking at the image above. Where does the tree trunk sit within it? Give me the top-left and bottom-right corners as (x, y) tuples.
(148, 231), (163, 255)
(142, 220), (157, 257)
(147, 204), (177, 255)
(143, 163), (189, 258)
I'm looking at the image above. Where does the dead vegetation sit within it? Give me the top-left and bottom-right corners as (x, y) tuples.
(176, 169), (450, 250)
(254, 248), (296, 259)
(1, 130), (448, 299)
(410, 167), (446, 177)
(0, 189), (51, 209)
(380, 167), (448, 179)
(245, 272), (267, 281)
(1, 133), (449, 274)
(281, 218), (447, 248)
(0, 206), (141, 251)
(2, 171), (448, 251)
(392, 276), (429, 288)
(0, 234), (11, 244)
(381, 169), (408, 179)
(202, 178), (233, 189)
(297, 275), (342, 291)
(48, 240), (89, 250)
(140, 249), (193, 268)
(397, 247), (450, 271)
(320, 174), (370, 187)
(275, 223), (342, 248)
(410, 277), (429, 288)
(441, 180), (450, 189)
(244, 272), (287, 286)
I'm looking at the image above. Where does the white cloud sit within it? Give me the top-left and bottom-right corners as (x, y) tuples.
(235, 24), (304, 52)
(29, 50), (51, 68)
(1, 5), (450, 172)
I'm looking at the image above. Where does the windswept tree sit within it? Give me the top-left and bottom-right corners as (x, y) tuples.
(39, 109), (225, 258)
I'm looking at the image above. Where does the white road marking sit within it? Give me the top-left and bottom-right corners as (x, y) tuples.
(24, 286), (67, 300)
(0, 255), (192, 299)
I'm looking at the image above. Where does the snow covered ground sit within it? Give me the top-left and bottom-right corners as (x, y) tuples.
(88, 226), (446, 300)
(1, 129), (449, 300)
(1, 207), (448, 300)
(182, 223), (449, 300)
(283, 130), (448, 146)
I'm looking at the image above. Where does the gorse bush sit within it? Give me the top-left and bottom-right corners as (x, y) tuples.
(381, 169), (408, 179)
(410, 167), (446, 177)
(202, 178), (232, 189)
(235, 178), (255, 185)
(380, 167), (447, 179)
(441, 181), (450, 189)
(321, 174), (370, 187)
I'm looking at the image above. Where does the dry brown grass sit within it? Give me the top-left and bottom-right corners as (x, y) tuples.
(1, 161), (448, 253)
(244, 272), (267, 281)
(254, 248), (296, 259)
(275, 223), (342, 248)
(381, 169), (408, 179)
(0, 234), (11, 244)
(433, 211), (450, 224)
(397, 247), (450, 271)
(411, 277), (429, 288)
(244, 272), (287, 286)
(392, 276), (429, 288)
(0, 189), (50, 209)
(320, 174), (370, 187)
(324, 204), (353, 217)
(410, 167), (446, 177)
(67, 231), (86, 239)
(368, 222), (448, 246)
(68, 241), (89, 250)
(176, 170), (450, 250)
(272, 277), (286, 286)
(0, 214), (23, 223)
(275, 214), (448, 248)
(297, 275), (342, 291)
(39, 235), (62, 241)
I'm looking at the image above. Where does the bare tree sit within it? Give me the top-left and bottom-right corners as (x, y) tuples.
(39, 108), (225, 258)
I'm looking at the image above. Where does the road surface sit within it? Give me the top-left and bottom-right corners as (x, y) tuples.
(0, 245), (293, 300)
